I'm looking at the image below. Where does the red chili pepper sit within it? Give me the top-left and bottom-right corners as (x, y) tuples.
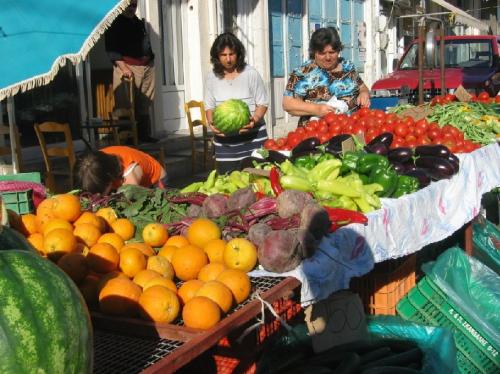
(269, 167), (284, 196)
(254, 191), (266, 200)
(323, 207), (368, 232)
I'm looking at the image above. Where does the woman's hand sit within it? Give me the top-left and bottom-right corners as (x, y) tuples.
(239, 117), (255, 134)
(357, 87), (371, 108)
(208, 122), (225, 137)
(316, 104), (336, 117)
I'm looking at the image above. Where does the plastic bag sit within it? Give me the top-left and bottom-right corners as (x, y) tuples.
(367, 315), (458, 374)
(422, 247), (500, 349)
(472, 218), (500, 274)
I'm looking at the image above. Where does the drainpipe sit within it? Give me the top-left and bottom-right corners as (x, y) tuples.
(418, 20), (425, 105)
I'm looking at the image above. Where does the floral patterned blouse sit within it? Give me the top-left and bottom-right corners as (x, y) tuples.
(284, 58), (365, 124)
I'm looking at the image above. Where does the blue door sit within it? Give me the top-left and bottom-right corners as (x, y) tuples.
(269, 0), (284, 77)
(353, 0), (365, 72)
(340, 0), (352, 61)
(324, 0), (337, 28)
(308, 0), (322, 34)
(287, 0), (303, 72)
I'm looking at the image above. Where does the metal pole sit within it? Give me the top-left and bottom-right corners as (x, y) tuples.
(439, 25), (446, 96)
(418, 21), (425, 105)
(6, 97), (18, 174)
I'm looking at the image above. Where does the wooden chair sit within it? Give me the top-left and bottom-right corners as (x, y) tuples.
(184, 100), (213, 172)
(109, 107), (139, 146)
(34, 122), (75, 193)
(0, 124), (23, 171)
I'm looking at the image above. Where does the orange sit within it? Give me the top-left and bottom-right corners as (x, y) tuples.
(139, 285), (180, 323)
(98, 232), (125, 252)
(35, 212), (54, 233)
(27, 233), (44, 254)
(143, 277), (177, 293)
(95, 207), (118, 226)
(203, 239), (226, 263)
(216, 269), (251, 304)
(18, 213), (38, 236)
(42, 218), (73, 236)
(87, 242), (120, 274)
(158, 245), (178, 262)
(147, 255), (174, 279)
(133, 269), (162, 288)
(195, 280), (233, 313)
(177, 279), (204, 305)
(165, 235), (189, 248)
(74, 211), (106, 232)
(142, 223), (169, 247)
(43, 228), (77, 260)
(57, 252), (89, 284)
(51, 194), (82, 222)
(198, 263), (226, 282)
(79, 273), (100, 308)
(186, 218), (221, 248)
(73, 223), (101, 248)
(124, 242), (155, 257)
(110, 218), (135, 241)
(99, 277), (142, 317)
(36, 197), (56, 217)
(182, 296), (221, 330)
(223, 238), (257, 272)
(97, 270), (127, 294)
(119, 247), (146, 278)
(171, 244), (208, 281)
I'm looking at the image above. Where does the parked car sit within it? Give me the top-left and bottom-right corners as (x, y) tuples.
(371, 35), (500, 109)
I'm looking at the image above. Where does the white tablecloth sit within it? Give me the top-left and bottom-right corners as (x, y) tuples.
(250, 143), (500, 306)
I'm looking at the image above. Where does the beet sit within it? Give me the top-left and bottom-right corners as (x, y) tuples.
(227, 187), (256, 211)
(276, 190), (313, 218)
(293, 228), (317, 258)
(299, 203), (330, 240)
(186, 204), (202, 218)
(248, 223), (272, 248)
(202, 193), (228, 218)
(258, 230), (302, 273)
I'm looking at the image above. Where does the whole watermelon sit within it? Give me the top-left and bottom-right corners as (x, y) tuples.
(0, 250), (93, 373)
(213, 99), (251, 135)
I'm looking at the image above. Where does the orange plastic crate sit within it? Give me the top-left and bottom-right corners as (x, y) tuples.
(350, 253), (416, 315)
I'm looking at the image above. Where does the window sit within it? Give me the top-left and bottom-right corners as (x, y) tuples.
(160, 0), (184, 87)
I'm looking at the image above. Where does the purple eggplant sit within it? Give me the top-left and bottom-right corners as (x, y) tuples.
(326, 134), (352, 155)
(390, 162), (406, 174)
(365, 142), (389, 155)
(388, 147), (414, 163)
(403, 162), (418, 173)
(292, 137), (320, 157)
(446, 154), (460, 173)
(403, 169), (431, 188)
(415, 156), (456, 180)
(414, 145), (450, 158)
(266, 149), (289, 164)
(367, 132), (393, 148)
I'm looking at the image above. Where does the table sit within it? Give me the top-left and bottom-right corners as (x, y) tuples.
(80, 119), (129, 149)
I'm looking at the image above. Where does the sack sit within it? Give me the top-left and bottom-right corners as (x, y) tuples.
(472, 218), (500, 274)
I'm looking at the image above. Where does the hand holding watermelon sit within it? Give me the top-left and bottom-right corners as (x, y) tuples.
(212, 99), (251, 136)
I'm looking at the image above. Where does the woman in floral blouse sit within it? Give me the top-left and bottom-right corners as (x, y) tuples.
(283, 27), (370, 126)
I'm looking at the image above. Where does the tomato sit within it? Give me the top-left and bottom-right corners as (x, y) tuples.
(307, 120), (319, 129)
(318, 118), (327, 128)
(416, 136), (431, 146)
(495, 96), (500, 103)
(263, 139), (276, 149)
(394, 123), (409, 137)
(405, 139), (417, 148)
(351, 124), (365, 135)
(323, 112), (336, 125)
(358, 107), (370, 117)
(426, 128), (441, 140)
(405, 134), (417, 143)
(478, 91), (490, 101)
(287, 133), (301, 148)
(444, 94), (456, 103)
(391, 137), (405, 149)
(319, 133), (330, 144)
(403, 116), (415, 127)
(329, 123), (342, 133)
(318, 123), (329, 134)
(296, 127), (306, 136)
(415, 118), (429, 131)
(351, 113), (360, 122)
(463, 141), (475, 153)
(379, 125), (392, 134)
(414, 127), (426, 137)
(372, 110), (386, 120)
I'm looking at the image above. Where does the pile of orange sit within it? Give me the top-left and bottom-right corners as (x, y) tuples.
(13, 204), (256, 330)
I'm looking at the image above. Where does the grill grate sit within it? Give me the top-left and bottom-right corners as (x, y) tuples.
(94, 330), (183, 374)
(93, 277), (285, 373)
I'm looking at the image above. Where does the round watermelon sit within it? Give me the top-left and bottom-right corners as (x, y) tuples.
(0, 250), (93, 373)
(213, 99), (251, 135)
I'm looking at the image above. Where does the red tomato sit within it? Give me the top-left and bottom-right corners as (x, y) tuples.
(463, 141), (475, 153)
(351, 124), (365, 135)
(495, 96), (500, 103)
(308, 120), (319, 129)
(276, 137), (287, 147)
(379, 125), (392, 134)
(406, 139), (417, 148)
(394, 123), (409, 137)
(329, 123), (342, 133)
(426, 128), (441, 140)
(444, 94), (456, 103)
(358, 107), (370, 117)
(296, 127), (306, 136)
(416, 136), (431, 146)
(318, 123), (329, 134)
(403, 116), (415, 127)
(414, 127), (426, 137)
(415, 118), (429, 131)
(323, 112), (336, 125)
(478, 92), (490, 101)
(351, 113), (360, 122)
(405, 134), (417, 143)
(318, 118), (327, 127)
(263, 139), (276, 149)
(319, 133), (330, 144)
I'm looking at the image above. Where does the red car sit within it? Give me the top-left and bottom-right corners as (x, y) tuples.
(371, 35), (500, 108)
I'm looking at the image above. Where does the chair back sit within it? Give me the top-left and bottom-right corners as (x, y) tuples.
(109, 107), (138, 146)
(0, 124), (23, 171)
(184, 100), (208, 138)
(34, 122), (75, 190)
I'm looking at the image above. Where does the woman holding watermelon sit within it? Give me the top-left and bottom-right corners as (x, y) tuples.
(282, 27), (370, 126)
(205, 32), (269, 174)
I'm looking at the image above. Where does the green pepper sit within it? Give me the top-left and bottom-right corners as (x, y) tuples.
(369, 166), (398, 197)
(356, 154), (390, 175)
(317, 152), (335, 163)
(294, 155), (317, 170)
(340, 151), (364, 175)
(393, 175), (420, 198)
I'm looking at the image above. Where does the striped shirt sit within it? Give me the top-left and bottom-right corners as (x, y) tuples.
(204, 65), (269, 161)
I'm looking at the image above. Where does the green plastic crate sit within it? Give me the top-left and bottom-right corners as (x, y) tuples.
(397, 276), (500, 373)
(0, 172), (41, 183)
(1, 189), (34, 214)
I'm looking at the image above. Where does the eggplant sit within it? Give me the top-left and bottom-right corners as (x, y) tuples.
(403, 162), (418, 173)
(414, 145), (450, 158)
(266, 149), (289, 164)
(367, 132), (393, 148)
(390, 162), (405, 174)
(403, 169), (431, 188)
(239, 156), (265, 169)
(292, 137), (320, 157)
(415, 156), (456, 180)
(326, 134), (352, 155)
(446, 153), (460, 173)
(365, 143), (389, 156)
(388, 147), (413, 164)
